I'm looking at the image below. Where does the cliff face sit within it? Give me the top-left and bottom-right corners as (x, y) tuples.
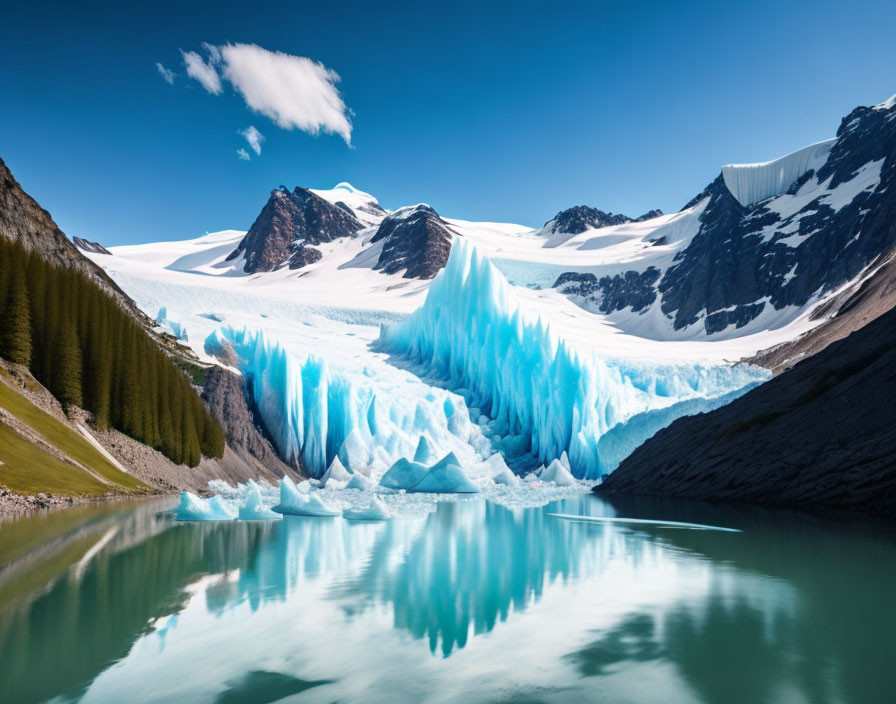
(200, 366), (296, 478)
(597, 303), (896, 514)
(371, 204), (455, 279)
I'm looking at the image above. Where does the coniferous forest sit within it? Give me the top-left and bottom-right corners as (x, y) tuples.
(0, 237), (225, 467)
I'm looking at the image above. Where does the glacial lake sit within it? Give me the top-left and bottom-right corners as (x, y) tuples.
(1, 493), (894, 703)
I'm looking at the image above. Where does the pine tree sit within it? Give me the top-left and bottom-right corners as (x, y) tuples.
(0, 238), (225, 463)
(53, 316), (83, 409)
(0, 251), (32, 366)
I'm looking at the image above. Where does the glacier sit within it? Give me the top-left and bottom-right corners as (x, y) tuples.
(212, 326), (490, 479)
(377, 238), (769, 478)
(722, 139), (836, 207)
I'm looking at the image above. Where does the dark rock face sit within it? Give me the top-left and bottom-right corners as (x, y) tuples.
(371, 205), (455, 279)
(228, 186), (362, 273)
(554, 268), (661, 313)
(660, 99), (896, 333)
(72, 236), (111, 255)
(543, 206), (664, 235)
(551, 97), (896, 336)
(201, 366), (296, 474)
(543, 206), (632, 235)
(288, 245), (323, 270)
(634, 209), (664, 222)
(597, 304), (896, 514)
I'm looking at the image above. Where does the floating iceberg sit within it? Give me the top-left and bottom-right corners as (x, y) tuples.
(320, 456), (352, 488)
(379, 458), (429, 490)
(413, 461), (479, 494)
(539, 458), (576, 486)
(273, 477), (340, 517)
(378, 239), (768, 478)
(238, 486), (281, 521)
(176, 492), (236, 521)
(343, 497), (392, 521)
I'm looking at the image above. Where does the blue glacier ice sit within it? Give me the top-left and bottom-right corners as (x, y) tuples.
(273, 477), (340, 517)
(155, 306), (188, 341)
(210, 327), (484, 479)
(413, 436), (433, 463)
(413, 461), (479, 494)
(378, 238), (769, 479)
(379, 458), (429, 490)
(176, 492), (237, 521)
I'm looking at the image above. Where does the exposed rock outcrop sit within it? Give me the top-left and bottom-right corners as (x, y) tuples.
(228, 186), (363, 273)
(200, 366), (296, 478)
(72, 236), (111, 255)
(542, 205), (663, 236)
(371, 204), (455, 279)
(597, 303), (896, 514)
(554, 268), (661, 314)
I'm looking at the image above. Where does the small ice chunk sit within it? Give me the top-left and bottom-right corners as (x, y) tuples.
(320, 456), (352, 487)
(413, 436), (433, 464)
(379, 458), (429, 490)
(343, 496), (392, 521)
(273, 477), (340, 516)
(176, 492), (236, 521)
(481, 453), (521, 487)
(238, 486), (281, 521)
(346, 472), (375, 491)
(540, 458), (577, 486)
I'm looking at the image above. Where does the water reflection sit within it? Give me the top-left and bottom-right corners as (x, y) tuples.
(1, 494), (895, 703)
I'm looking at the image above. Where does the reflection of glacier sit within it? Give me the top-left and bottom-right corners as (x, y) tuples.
(378, 240), (768, 477)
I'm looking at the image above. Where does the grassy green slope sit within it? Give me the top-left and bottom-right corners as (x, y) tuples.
(0, 380), (148, 496)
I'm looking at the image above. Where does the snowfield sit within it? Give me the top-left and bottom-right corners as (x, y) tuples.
(85, 178), (848, 492)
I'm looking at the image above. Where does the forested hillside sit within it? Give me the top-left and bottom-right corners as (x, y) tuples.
(0, 237), (224, 467)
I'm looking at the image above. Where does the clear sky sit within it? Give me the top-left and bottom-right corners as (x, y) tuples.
(2, 0), (895, 245)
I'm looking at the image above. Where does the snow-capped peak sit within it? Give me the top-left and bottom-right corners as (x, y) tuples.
(310, 182), (386, 226)
(873, 93), (896, 111)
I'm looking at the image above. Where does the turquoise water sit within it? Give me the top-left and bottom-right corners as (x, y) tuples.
(1, 494), (895, 703)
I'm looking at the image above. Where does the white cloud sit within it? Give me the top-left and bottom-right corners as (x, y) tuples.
(236, 148), (251, 161)
(156, 62), (176, 84)
(181, 43), (353, 145)
(239, 125), (264, 155)
(181, 50), (222, 94)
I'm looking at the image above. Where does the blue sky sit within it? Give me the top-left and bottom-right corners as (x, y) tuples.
(2, 0), (895, 245)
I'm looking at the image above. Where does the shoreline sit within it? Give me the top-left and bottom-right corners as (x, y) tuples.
(0, 486), (177, 520)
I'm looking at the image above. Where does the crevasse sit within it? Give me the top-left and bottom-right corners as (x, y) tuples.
(377, 238), (768, 478)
